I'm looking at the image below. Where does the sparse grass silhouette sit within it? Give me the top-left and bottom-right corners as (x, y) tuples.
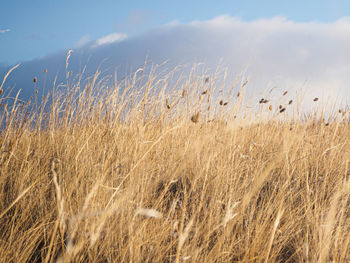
(0, 62), (349, 263)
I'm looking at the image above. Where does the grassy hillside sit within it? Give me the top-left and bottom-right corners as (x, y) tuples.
(0, 66), (349, 262)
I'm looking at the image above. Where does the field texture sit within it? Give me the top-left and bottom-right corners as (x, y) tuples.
(0, 66), (349, 262)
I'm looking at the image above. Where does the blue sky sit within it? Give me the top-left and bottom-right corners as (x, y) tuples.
(1, 0), (350, 65)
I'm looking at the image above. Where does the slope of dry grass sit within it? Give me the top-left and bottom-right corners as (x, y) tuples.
(0, 65), (349, 262)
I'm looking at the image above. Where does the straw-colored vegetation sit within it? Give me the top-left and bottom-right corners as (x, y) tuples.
(0, 63), (349, 262)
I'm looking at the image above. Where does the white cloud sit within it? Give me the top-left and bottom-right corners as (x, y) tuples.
(94, 32), (127, 47)
(3, 15), (350, 107)
(0, 29), (10, 34)
(74, 34), (91, 47)
(176, 15), (350, 104)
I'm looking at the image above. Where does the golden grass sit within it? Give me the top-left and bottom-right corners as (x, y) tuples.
(0, 64), (349, 262)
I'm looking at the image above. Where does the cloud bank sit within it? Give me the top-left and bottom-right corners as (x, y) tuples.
(74, 34), (91, 48)
(1, 15), (349, 106)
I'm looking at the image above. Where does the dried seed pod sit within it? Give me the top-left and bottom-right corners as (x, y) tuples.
(219, 100), (224, 105)
(205, 77), (209, 83)
(313, 98), (319, 102)
(223, 102), (228, 106)
(191, 111), (200, 123)
(269, 105), (273, 111)
(201, 90), (207, 95)
(279, 108), (286, 113)
(237, 92), (240, 97)
(0, 89), (3, 95)
(33, 77), (37, 83)
(166, 99), (170, 109)
(283, 91), (288, 96)
(289, 100), (293, 105)
(279, 105), (283, 109)
(44, 68), (48, 73)
(242, 80), (248, 87)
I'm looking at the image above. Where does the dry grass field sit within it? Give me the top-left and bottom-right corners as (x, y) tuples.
(0, 64), (349, 262)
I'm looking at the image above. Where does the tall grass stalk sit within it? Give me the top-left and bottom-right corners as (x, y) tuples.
(0, 63), (349, 262)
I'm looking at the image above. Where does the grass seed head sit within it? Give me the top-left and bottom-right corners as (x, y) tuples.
(166, 99), (171, 109)
(259, 98), (269, 104)
(191, 111), (201, 123)
(135, 208), (163, 219)
(242, 80), (248, 87)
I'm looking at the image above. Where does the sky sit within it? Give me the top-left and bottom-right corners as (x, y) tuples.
(1, 0), (350, 107)
(1, 0), (350, 65)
